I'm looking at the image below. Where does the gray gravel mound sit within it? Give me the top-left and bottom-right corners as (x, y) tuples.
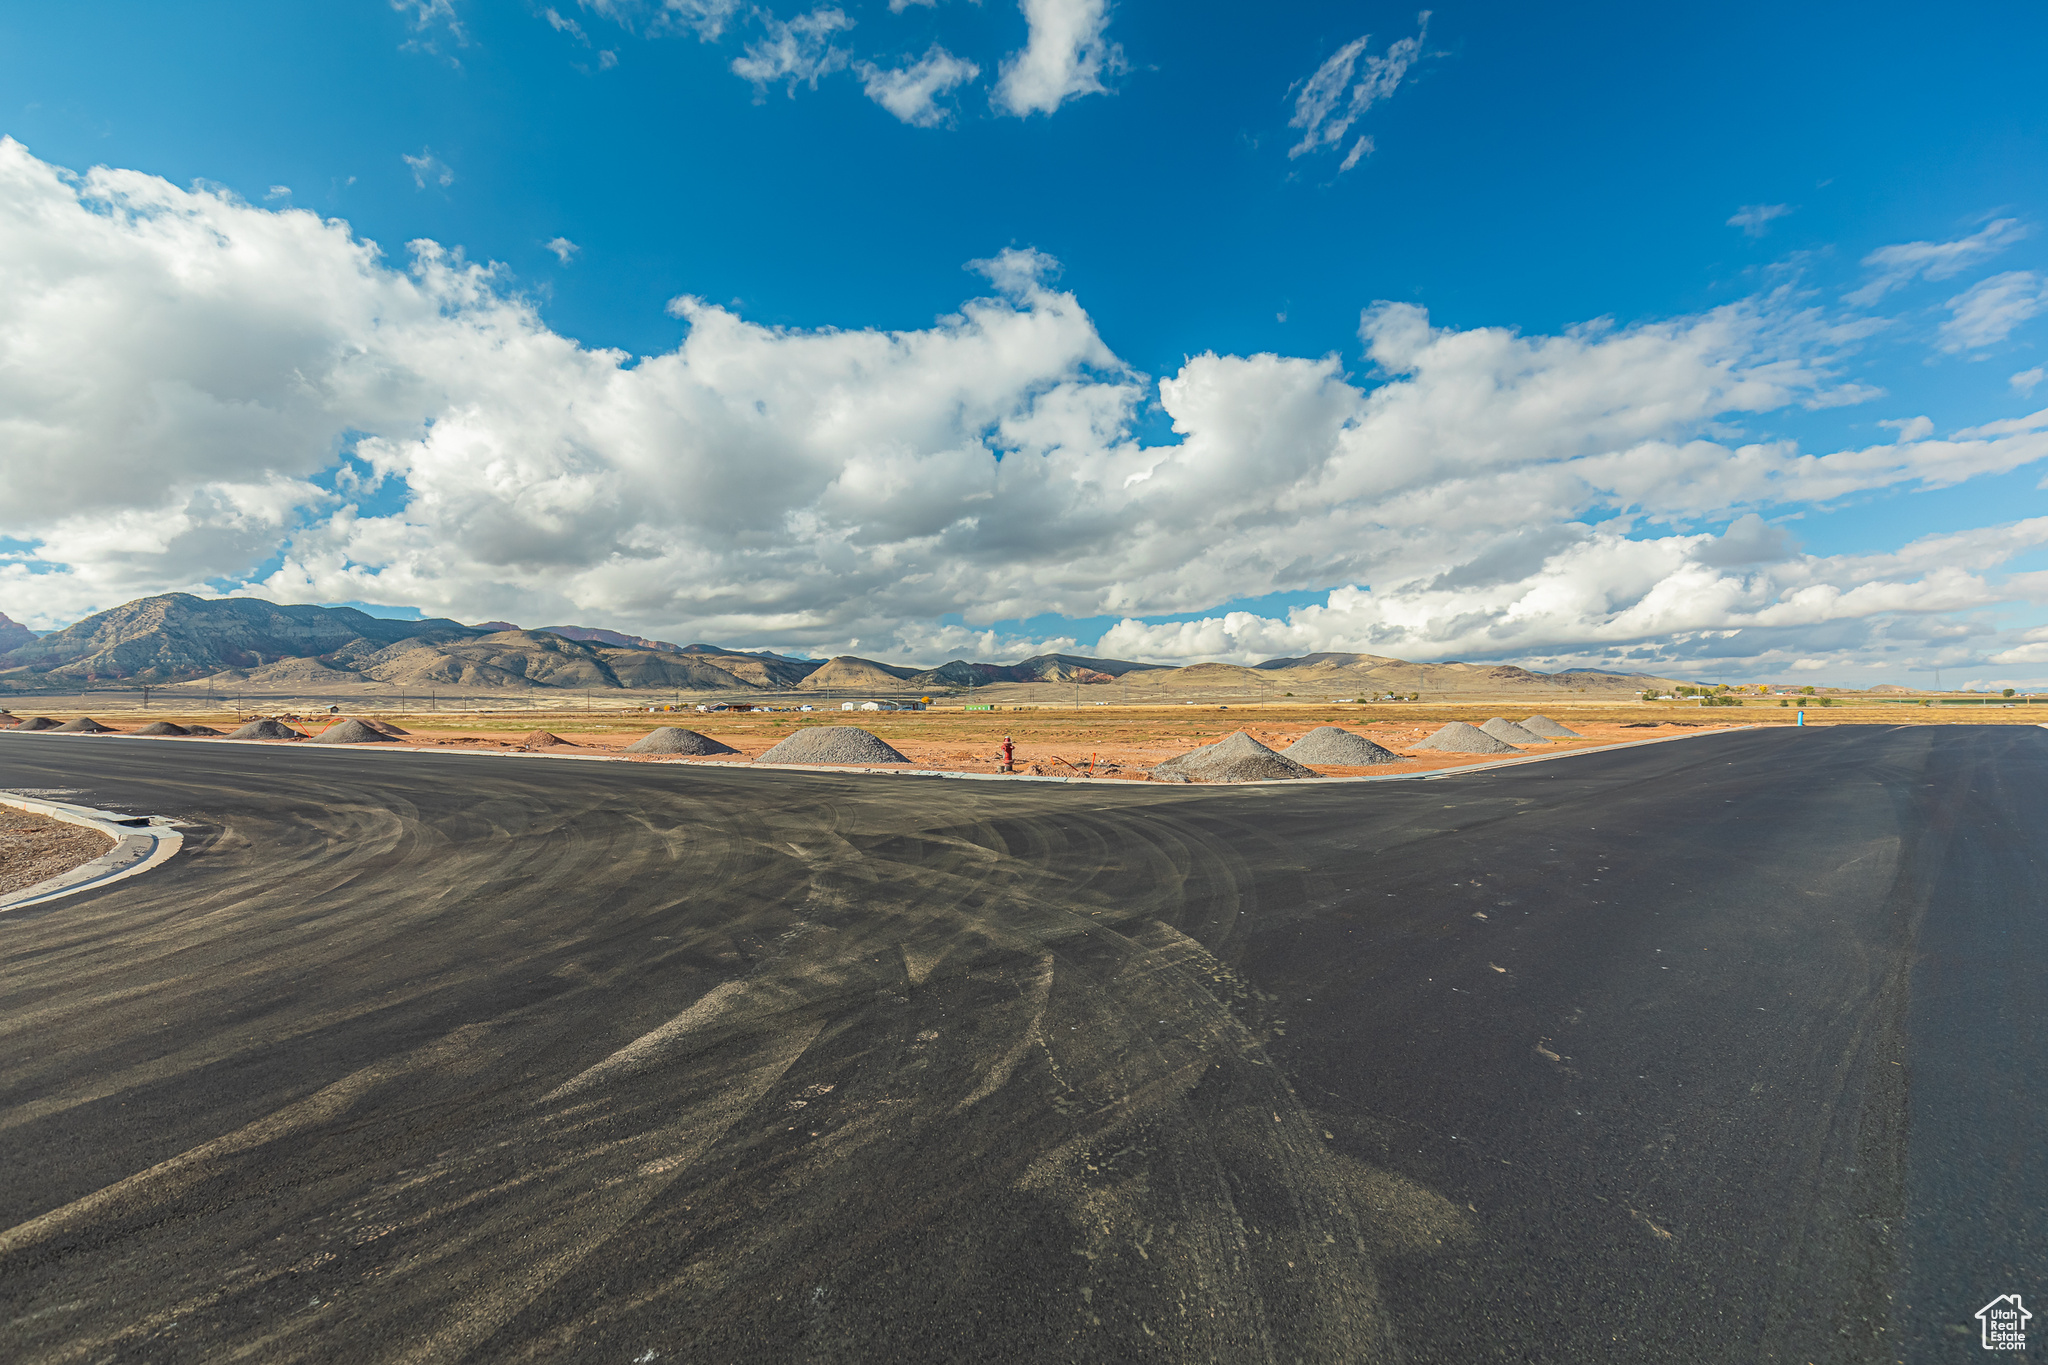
(1152, 730), (1318, 783)
(1480, 717), (1546, 745)
(185, 724), (223, 736)
(134, 721), (190, 735)
(1282, 726), (1400, 765)
(8, 717), (58, 731)
(1520, 714), (1580, 738)
(51, 717), (114, 733)
(624, 726), (739, 756)
(309, 718), (396, 745)
(226, 718), (305, 741)
(1412, 721), (1520, 754)
(756, 726), (910, 765)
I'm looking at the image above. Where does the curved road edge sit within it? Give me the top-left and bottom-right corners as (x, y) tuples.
(0, 793), (184, 913)
(19, 718), (1756, 787)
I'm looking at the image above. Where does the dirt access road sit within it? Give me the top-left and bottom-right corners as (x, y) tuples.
(1, 725), (2042, 1362)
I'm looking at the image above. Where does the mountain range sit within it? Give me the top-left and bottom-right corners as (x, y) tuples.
(0, 593), (1679, 696)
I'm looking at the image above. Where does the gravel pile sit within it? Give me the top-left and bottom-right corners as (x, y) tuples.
(757, 726), (910, 765)
(134, 721), (190, 736)
(309, 718), (396, 745)
(521, 730), (576, 749)
(1283, 726), (1400, 765)
(10, 717), (60, 731)
(1412, 721), (1520, 754)
(1151, 731), (1319, 783)
(1480, 717), (1546, 745)
(185, 724), (223, 736)
(226, 718), (305, 741)
(51, 717), (113, 733)
(624, 726), (738, 756)
(1520, 714), (1580, 738)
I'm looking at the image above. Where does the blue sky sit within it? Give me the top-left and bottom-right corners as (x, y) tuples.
(2, 1), (2047, 683)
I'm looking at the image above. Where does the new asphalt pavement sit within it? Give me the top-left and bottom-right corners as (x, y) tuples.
(1, 724), (2042, 1363)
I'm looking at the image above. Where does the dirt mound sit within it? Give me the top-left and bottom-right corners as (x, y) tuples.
(9, 717), (60, 731)
(361, 719), (409, 737)
(624, 726), (740, 756)
(308, 718), (396, 745)
(1411, 721), (1519, 754)
(226, 718), (305, 741)
(1152, 731), (1318, 783)
(520, 730), (577, 749)
(1282, 726), (1399, 765)
(756, 727), (910, 765)
(133, 721), (190, 735)
(1479, 717), (1546, 745)
(51, 717), (114, 733)
(185, 724), (223, 736)
(1520, 714), (1580, 738)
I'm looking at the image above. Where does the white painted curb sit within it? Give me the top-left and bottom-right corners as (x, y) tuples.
(0, 792), (184, 913)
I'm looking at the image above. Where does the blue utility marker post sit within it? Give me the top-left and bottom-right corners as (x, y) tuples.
(1797, 710), (1805, 726)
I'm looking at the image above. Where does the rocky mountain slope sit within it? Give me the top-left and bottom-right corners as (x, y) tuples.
(0, 611), (36, 655)
(0, 592), (1685, 695)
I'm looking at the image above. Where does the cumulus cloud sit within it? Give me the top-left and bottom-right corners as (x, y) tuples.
(1727, 203), (1793, 237)
(545, 236), (580, 263)
(2014, 366), (2045, 396)
(856, 45), (980, 126)
(1939, 271), (2048, 353)
(731, 7), (855, 96)
(1288, 13), (1430, 173)
(9, 138), (2048, 677)
(993, 0), (1123, 118)
(1847, 217), (2029, 306)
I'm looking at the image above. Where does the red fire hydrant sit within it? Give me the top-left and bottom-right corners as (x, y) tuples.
(1000, 736), (1014, 773)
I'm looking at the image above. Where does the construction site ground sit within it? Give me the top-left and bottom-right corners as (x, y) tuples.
(9, 699), (2040, 780)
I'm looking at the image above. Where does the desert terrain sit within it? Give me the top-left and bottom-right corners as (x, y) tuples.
(9, 694), (2040, 783)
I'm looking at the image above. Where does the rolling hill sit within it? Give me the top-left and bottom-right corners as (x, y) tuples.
(0, 592), (1687, 698)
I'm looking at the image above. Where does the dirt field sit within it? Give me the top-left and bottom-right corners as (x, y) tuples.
(0, 804), (114, 896)
(10, 697), (2040, 780)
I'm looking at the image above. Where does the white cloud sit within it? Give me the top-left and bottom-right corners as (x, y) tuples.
(1939, 271), (2048, 353)
(579, 0), (742, 42)
(2014, 366), (2045, 396)
(856, 45), (980, 126)
(9, 138), (2048, 678)
(1847, 217), (2029, 306)
(403, 147), (454, 189)
(1727, 203), (1793, 237)
(888, 0), (940, 10)
(731, 7), (855, 96)
(993, 0), (1124, 118)
(1288, 13), (1430, 172)
(265, 185), (292, 201)
(545, 236), (580, 264)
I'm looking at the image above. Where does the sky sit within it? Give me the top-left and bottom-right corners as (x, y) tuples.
(2, 1), (2047, 685)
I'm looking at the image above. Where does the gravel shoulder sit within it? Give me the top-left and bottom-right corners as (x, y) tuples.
(0, 804), (114, 896)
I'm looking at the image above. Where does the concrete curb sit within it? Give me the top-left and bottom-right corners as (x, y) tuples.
(0, 792), (185, 913)
(3, 721), (1752, 788)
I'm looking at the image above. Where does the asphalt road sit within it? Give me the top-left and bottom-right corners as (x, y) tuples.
(1, 725), (2042, 1363)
